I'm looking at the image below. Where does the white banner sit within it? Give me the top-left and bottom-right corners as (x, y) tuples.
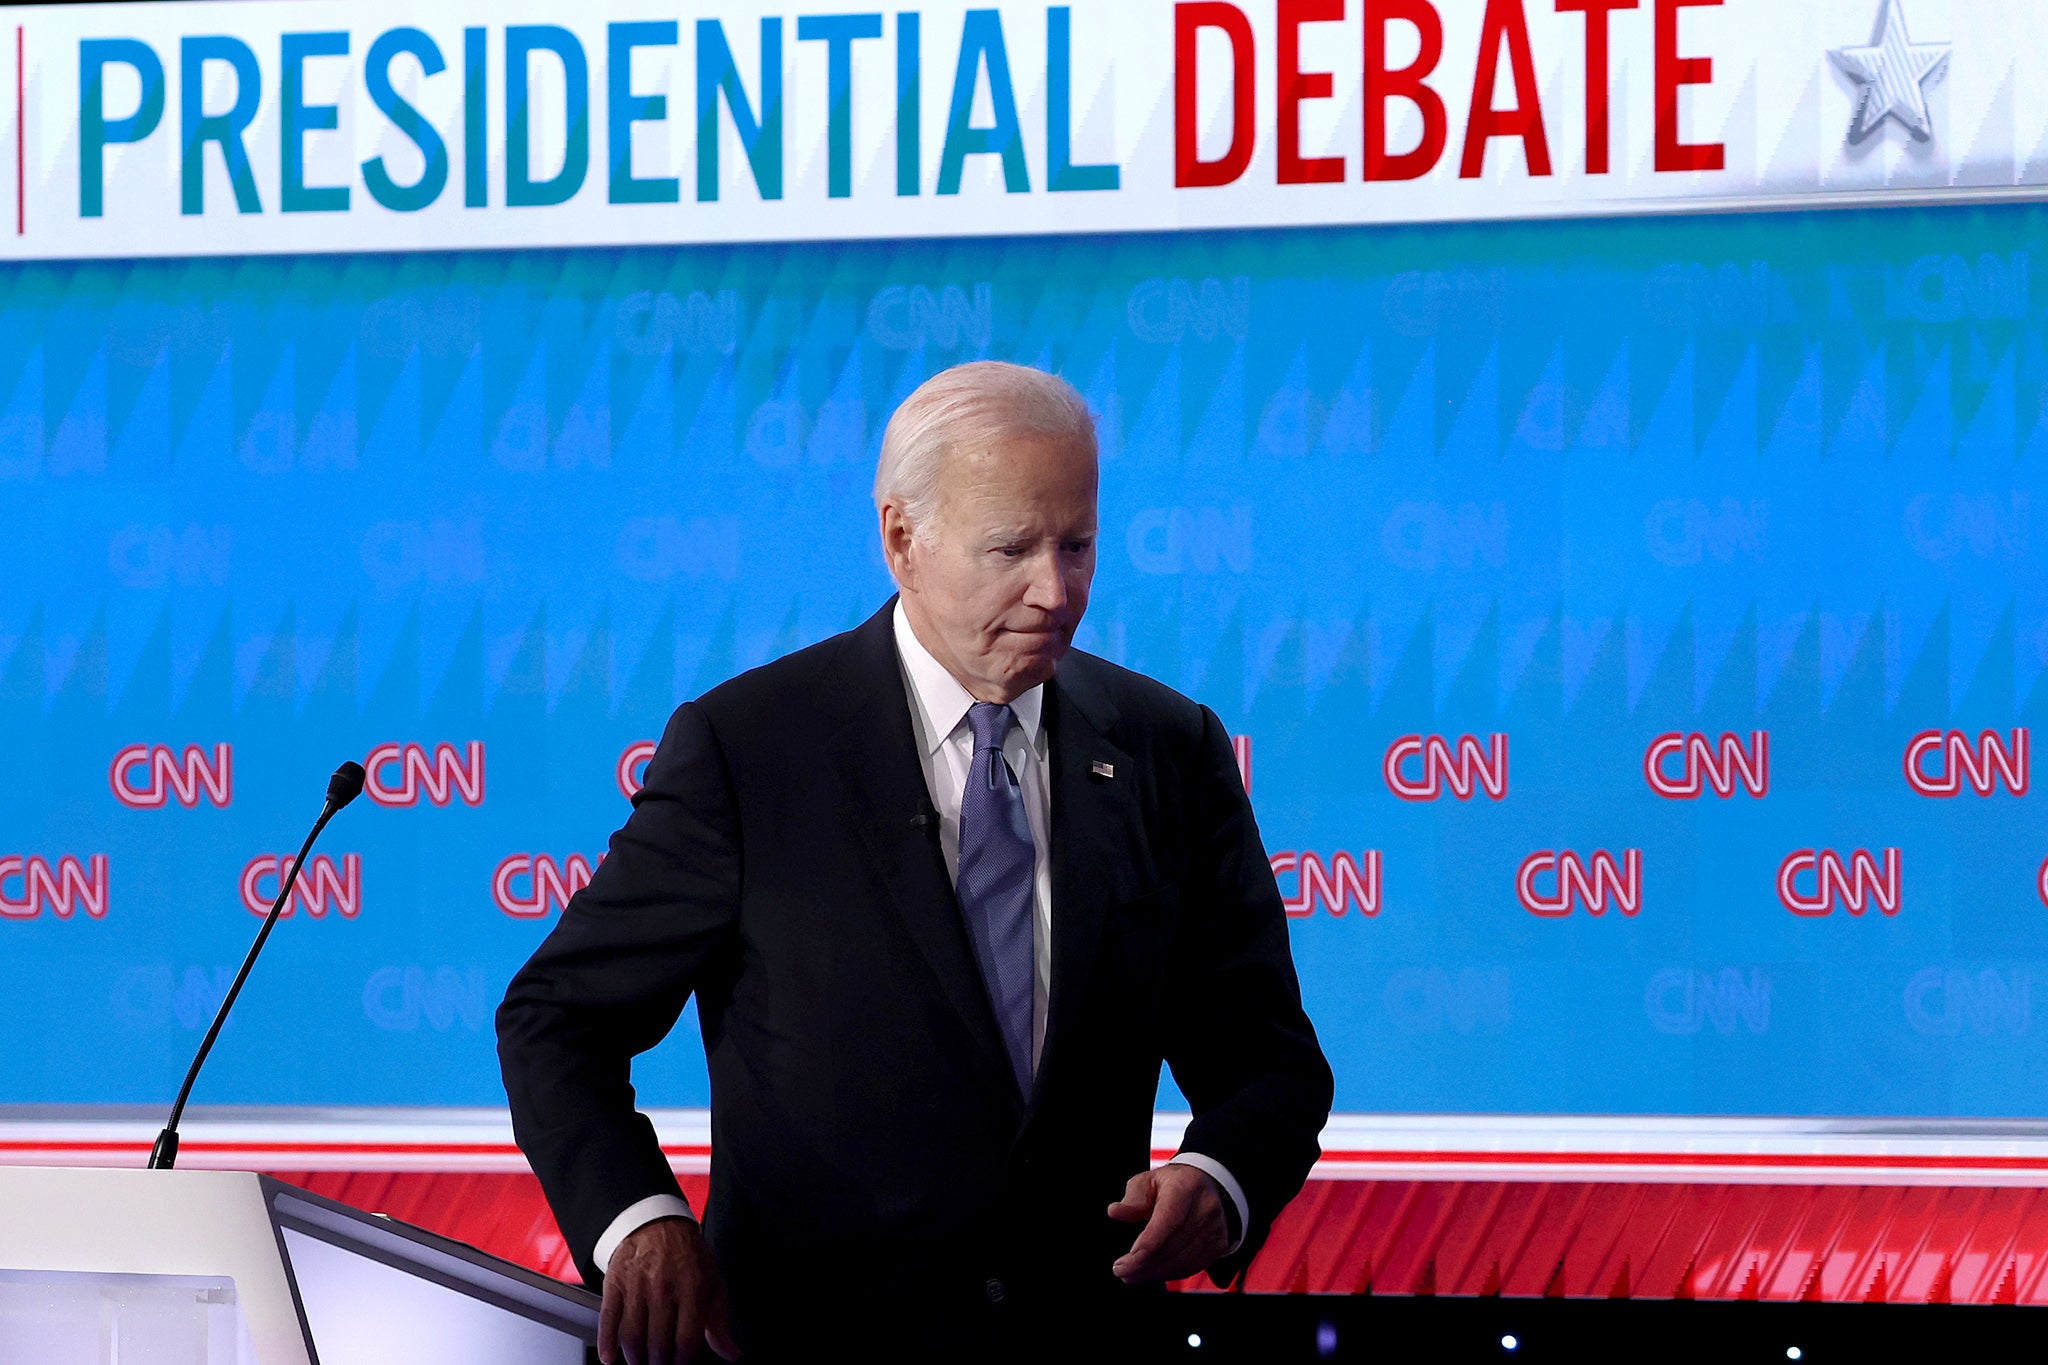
(0, 0), (2041, 259)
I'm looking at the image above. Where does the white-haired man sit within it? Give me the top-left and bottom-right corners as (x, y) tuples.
(499, 361), (1332, 1362)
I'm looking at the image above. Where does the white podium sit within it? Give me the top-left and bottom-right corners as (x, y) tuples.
(0, 1167), (598, 1365)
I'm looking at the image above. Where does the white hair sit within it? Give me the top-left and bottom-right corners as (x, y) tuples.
(873, 361), (1096, 542)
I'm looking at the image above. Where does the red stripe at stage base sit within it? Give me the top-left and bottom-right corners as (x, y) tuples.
(263, 1171), (2048, 1307)
(265, 1169), (710, 1285)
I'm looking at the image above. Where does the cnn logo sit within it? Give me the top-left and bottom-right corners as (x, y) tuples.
(1517, 851), (1641, 917)
(109, 744), (231, 809)
(1269, 851), (1380, 918)
(494, 854), (601, 918)
(1904, 729), (2028, 798)
(0, 855), (109, 920)
(1384, 734), (1507, 801)
(1777, 849), (1901, 917)
(617, 743), (658, 799)
(1644, 732), (1767, 799)
(240, 854), (361, 919)
(364, 742), (485, 807)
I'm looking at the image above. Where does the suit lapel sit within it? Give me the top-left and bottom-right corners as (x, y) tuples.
(825, 605), (1019, 1099)
(1037, 660), (1138, 1100)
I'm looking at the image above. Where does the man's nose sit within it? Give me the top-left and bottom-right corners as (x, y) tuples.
(1022, 549), (1068, 611)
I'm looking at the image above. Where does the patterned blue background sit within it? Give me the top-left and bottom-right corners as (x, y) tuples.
(3, 202), (2045, 1116)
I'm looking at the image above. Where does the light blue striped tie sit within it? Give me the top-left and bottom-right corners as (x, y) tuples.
(956, 702), (1036, 1092)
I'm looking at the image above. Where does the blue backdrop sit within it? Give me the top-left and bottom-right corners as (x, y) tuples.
(3, 203), (2045, 1116)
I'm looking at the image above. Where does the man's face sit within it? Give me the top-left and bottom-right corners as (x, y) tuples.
(884, 432), (1098, 703)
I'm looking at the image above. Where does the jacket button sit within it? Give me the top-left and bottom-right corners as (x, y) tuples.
(984, 1277), (1006, 1304)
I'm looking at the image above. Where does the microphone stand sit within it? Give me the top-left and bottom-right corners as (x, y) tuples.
(148, 762), (365, 1171)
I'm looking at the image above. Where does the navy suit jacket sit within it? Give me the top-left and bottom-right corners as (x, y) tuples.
(497, 600), (1332, 1347)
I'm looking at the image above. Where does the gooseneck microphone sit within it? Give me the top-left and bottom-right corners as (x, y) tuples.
(147, 760), (367, 1171)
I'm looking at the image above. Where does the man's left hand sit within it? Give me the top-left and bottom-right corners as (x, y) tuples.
(1107, 1164), (1230, 1284)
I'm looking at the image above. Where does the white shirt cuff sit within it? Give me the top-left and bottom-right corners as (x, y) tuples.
(593, 1193), (697, 1275)
(1166, 1152), (1249, 1256)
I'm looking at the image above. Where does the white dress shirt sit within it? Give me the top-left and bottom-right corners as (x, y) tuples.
(592, 604), (1246, 1272)
(893, 602), (1056, 1070)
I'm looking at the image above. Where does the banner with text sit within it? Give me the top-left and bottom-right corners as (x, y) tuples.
(0, 0), (2044, 258)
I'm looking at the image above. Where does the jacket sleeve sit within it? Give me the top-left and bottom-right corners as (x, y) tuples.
(1163, 704), (1335, 1285)
(496, 700), (742, 1285)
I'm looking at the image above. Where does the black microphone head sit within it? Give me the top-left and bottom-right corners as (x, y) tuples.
(328, 761), (367, 809)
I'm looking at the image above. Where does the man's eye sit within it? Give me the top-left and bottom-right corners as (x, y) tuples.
(995, 546), (1026, 558)
(1063, 540), (1094, 555)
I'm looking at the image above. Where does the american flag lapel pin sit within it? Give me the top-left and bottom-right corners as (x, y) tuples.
(1091, 760), (1115, 779)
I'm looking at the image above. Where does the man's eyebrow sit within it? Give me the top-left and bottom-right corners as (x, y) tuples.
(973, 521), (1097, 543)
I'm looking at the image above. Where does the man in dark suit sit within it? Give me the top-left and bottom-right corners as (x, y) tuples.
(498, 361), (1332, 1362)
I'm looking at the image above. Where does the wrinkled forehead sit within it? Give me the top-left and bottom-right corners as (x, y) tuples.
(935, 434), (1098, 515)
(944, 427), (1097, 471)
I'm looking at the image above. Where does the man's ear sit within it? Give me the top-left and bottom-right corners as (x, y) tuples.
(879, 501), (917, 591)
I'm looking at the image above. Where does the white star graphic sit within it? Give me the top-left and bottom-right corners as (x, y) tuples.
(1829, 0), (1951, 144)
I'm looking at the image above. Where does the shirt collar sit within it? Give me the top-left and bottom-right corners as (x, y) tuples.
(892, 599), (1044, 757)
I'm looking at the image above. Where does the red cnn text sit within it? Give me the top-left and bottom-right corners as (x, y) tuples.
(1270, 850), (1380, 917)
(1777, 849), (1901, 917)
(616, 742), (658, 799)
(364, 742), (486, 808)
(1644, 730), (1767, 798)
(0, 855), (110, 920)
(1903, 729), (2028, 798)
(1517, 849), (1641, 917)
(494, 854), (601, 918)
(1384, 733), (1507, 801)
(109, 743), (232, 809)
(240, 854), (362, 919)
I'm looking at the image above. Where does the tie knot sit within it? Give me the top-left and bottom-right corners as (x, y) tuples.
(967, 701), (1015, 753)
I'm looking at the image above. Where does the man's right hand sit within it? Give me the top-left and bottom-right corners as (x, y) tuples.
(598, 1216), (737, 1364)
